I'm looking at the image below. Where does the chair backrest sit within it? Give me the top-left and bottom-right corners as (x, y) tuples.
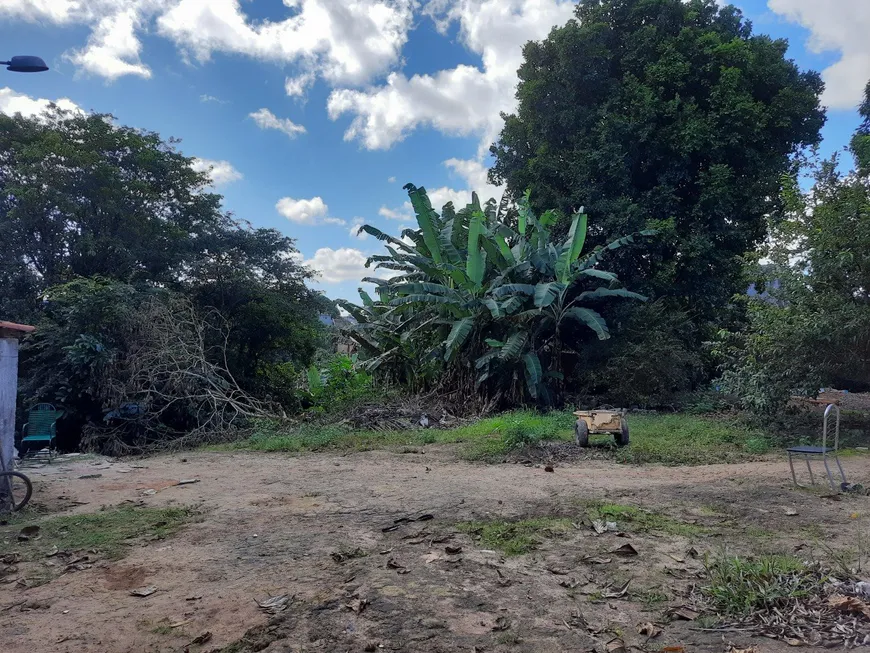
(822, 403), (840, 451)
(27, 405), (62, 436)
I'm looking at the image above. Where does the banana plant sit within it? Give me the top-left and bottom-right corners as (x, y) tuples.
(341, 184), (654, 404)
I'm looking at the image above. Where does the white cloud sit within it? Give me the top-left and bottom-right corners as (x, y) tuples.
(191, 158), (243, 186)
(350, 217), (368, 240)
(0, 0), (82, 23)
(387, 176), (397, 183)
(327, 0), (576, 152)
(65, 7), (152, 80)
(200, 94), (227, 104)
(767, 0), (870, 110)
(326, 0), (570, 211)
(285, 71), (315, 99)
(0, 0), (415, 87)
(0, 87), (81, 118)
(157, 0), (414, 85)
(249, 108), (306, 139)
(303, 247), (371, 283)
(276, 196), (345, 225)
(379, 204), (412, 221)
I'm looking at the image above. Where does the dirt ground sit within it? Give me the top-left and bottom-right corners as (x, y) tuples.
(3, 446), (870, 653)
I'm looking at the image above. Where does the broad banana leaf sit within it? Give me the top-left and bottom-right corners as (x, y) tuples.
(523, 352), (542, 399)
(306, 366), (322, 393)
(577, 229), (657, 270)
(501, 331), (529, 360)
(444, 317), (474, 359)
(439, 221), (463, 266)
(358, 224), (414, 252)
(533, 281), (566, 308)
(491, 283), (535, 298)
(466, 210), (486, 287)
(555, 211), (588, 282)
(577, 288), (647, 302)
(389, 294), (459, 307)
(406, 183), (443, 264)
(564, 307), (610, 340)
(482, 298), (502, 318)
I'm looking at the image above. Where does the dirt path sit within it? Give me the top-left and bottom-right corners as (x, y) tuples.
(3, 447), (870, 652)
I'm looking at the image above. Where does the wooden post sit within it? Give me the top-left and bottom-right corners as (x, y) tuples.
(0, 322), (35, 511)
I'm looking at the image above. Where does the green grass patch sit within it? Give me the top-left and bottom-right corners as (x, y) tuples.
(457, 517), (573, 556)
(615, 413), (772, 465)
(214, 410), (774, 466)
(585, 501), (708, 537)
(702, 554), (826, 616)
(2, 505), (198, 561)
(214, 410), (575, 460)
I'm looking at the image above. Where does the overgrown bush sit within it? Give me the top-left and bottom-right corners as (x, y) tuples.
(306, 354), (376, 412)
(574, 300), (705, 407)
(20, 279), (266, 454)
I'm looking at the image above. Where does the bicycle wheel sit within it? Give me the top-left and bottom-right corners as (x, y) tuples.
(0, 471), (33, 512)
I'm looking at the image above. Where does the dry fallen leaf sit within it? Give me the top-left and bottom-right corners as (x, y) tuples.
(581, 555), (612, 565)
(129, 586), (157, 597)
(828, 594), (870, 619)
(661, 647), (685, 653)
(592, 520), (607, 535)
(667, 553), (685, 563)
(668, 606), (699, 621)
(257, 594), (290, 614)
(603, 579), (631, 599)
(611, 543), (638, 557)
(726, 646), (758, 653)
(605, 637), (627, 653)
(786, 638), (804, 647)
(636, 622), (662, 638)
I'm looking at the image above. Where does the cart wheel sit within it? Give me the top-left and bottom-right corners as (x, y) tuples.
(616, 420), (630, 447)
(574, 420), (589, 447)
(0, 471), (33, 512)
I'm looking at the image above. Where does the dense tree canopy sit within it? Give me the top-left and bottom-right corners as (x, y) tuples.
(718, 91), (870, 412)
(1, 108), (329, 445)
(490, 0), (825, 321)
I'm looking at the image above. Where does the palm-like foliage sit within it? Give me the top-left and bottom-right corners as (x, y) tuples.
(342, 185), (653, 404)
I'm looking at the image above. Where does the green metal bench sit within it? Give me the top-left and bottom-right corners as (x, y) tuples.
(21, 404), (63, 460)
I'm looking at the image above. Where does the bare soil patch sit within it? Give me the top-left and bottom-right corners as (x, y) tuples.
(3, 448), (870, 652)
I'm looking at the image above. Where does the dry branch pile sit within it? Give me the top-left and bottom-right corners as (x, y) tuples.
(695, 571), (870, 648)
(82, 297), (269, 454)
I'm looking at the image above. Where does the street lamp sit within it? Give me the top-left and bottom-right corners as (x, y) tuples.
(1, 56), (49, 73)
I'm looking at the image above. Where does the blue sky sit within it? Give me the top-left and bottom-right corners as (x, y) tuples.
(1, 0), (868, 301)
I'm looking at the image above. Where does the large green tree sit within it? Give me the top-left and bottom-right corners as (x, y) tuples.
(1, 107), (328, 417)
(490, 0), (825, 321)
(717, 86), (870, 413)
